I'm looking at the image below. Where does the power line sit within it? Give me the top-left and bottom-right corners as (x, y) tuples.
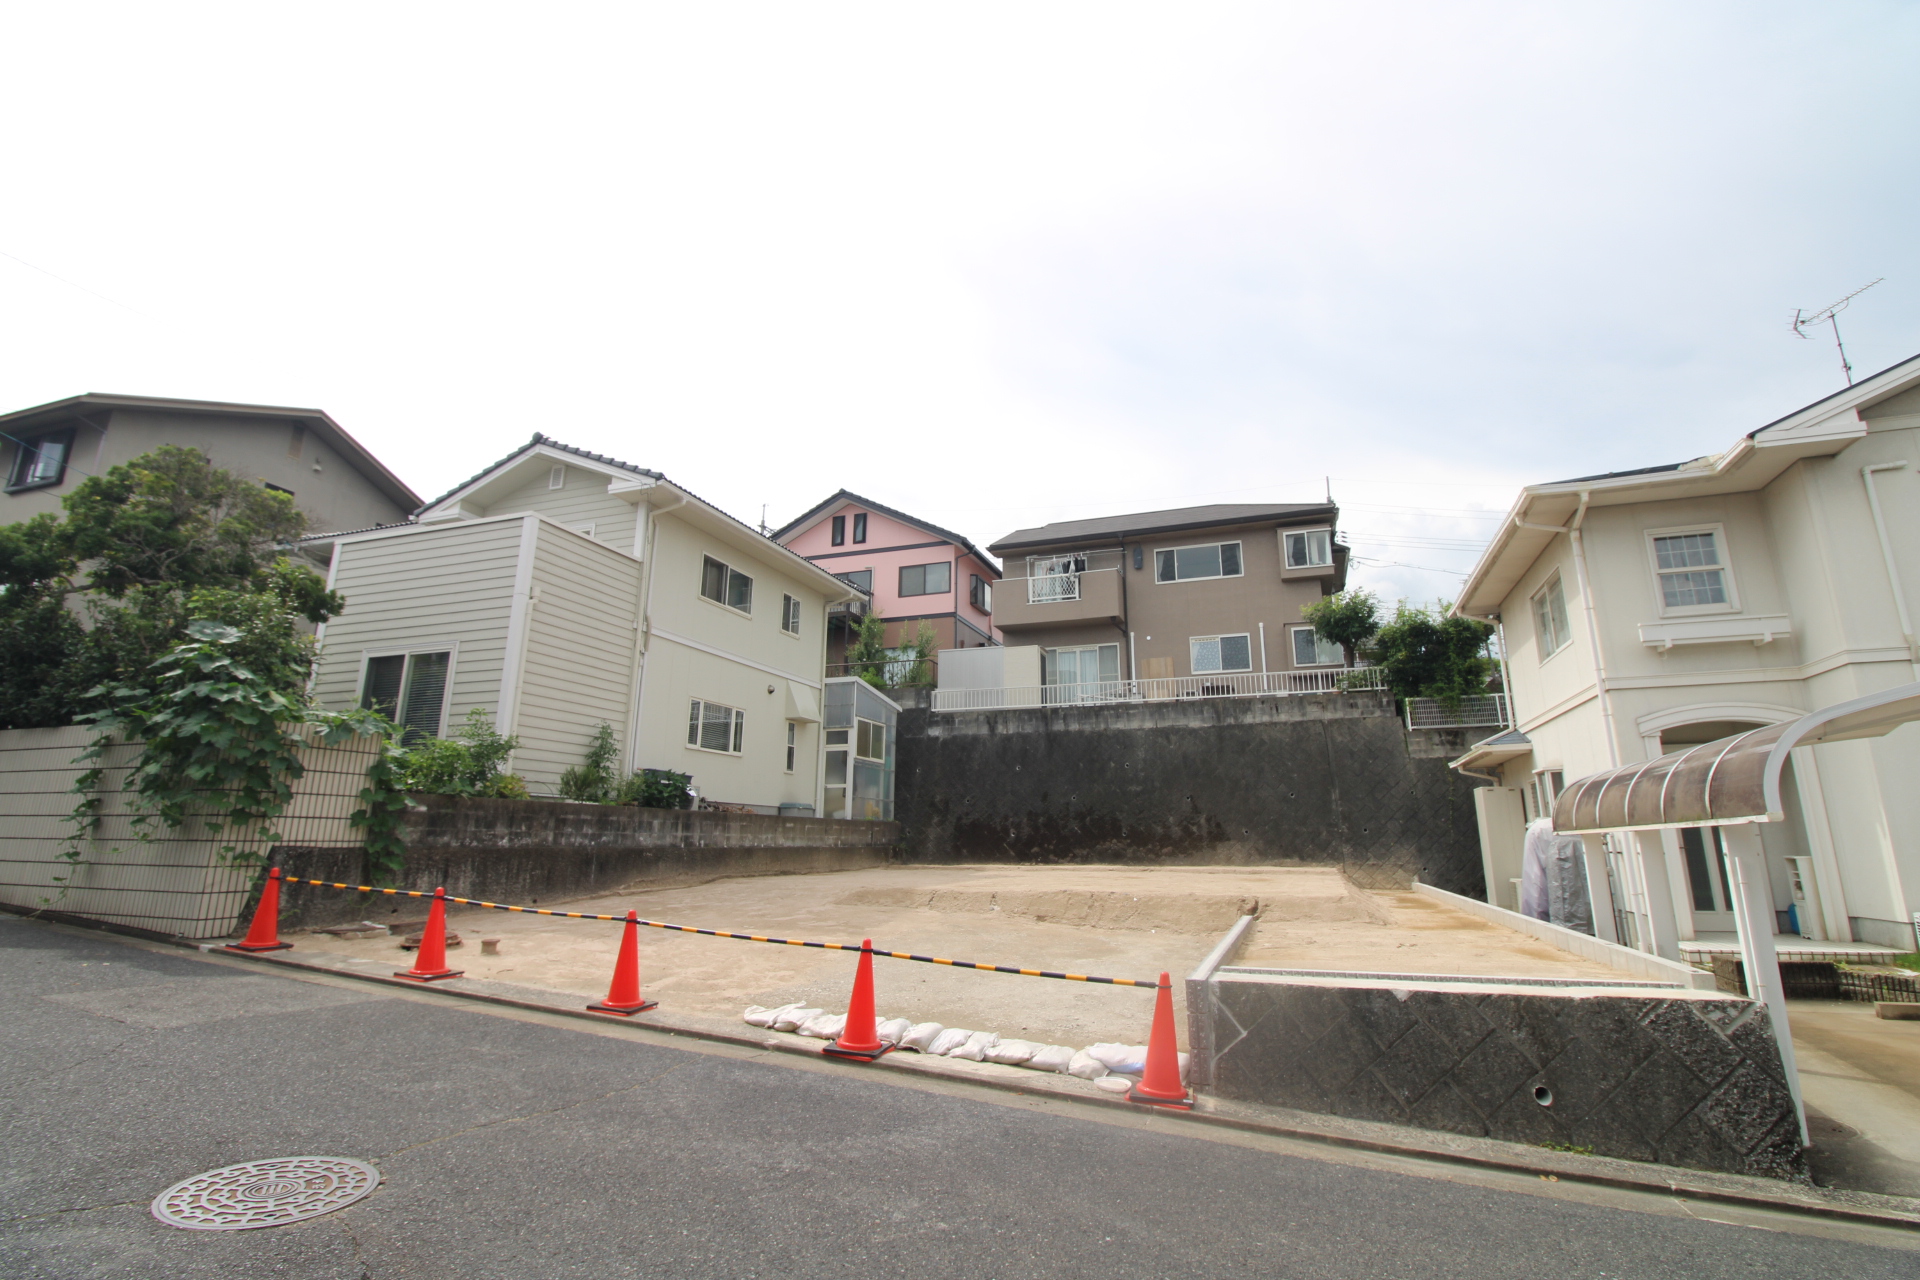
(0, 247), (147, 316)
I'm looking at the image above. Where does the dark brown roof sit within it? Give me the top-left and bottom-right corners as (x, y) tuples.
(773, 488), (1001, 575)
(989, 502), (1337, 553)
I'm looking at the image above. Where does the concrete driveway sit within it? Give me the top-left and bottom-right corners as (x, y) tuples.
(2, 913), (1915, 1279)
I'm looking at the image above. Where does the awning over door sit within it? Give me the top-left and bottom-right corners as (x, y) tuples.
(1552, 681), (1920, 834)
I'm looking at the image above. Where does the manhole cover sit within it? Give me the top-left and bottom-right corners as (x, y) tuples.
(151, 1157), (379, 1230)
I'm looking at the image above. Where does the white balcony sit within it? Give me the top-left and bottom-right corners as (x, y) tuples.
(930, 666), (1386, 712)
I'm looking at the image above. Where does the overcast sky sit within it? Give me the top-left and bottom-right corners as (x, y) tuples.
(4, 3), (1917, 607)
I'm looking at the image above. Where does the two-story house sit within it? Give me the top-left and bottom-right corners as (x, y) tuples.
(774, 490), (1001, 671)
(1451, 353), (1920, 953)
(305, 434), (863, 813)
(973, 502), (1350, 699)
(0, 393), (418, 536)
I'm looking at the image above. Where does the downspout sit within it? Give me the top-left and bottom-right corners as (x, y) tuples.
(627, 488), (688, 772)
(1493, 616), (1515, 729)
(1514, 491), (1616, 767)
(1862, 462), (1920, 679)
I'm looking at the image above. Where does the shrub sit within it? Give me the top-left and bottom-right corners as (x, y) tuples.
(558, 722), (621, 803)
(615, 768), (693, 809)
(390, 708), (526, 798)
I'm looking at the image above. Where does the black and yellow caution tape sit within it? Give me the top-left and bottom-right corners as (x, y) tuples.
(282, 876), (1161, 988)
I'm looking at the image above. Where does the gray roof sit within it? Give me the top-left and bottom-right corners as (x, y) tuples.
(990, 502), (1337, 553)
(419, 432), (662, 513)
(773, 488), (1001, 575)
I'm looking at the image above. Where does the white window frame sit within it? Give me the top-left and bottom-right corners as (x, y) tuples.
(356, 643), (459, 740)
(780, 593), (802, 635)
(1531, 574), (1573, 660)
(785, 721), (798, 772)
(1189, 633), (1254, 674)
(700, 554), (754, 616)
(686, 698), (746, 755)
(1288, 624), (1343, 667)
(1644, 523), (1740, 617)
(1283, 527), (1334, 569)
(1153, 540), (1244, 584)
(854, 717), (886, 762)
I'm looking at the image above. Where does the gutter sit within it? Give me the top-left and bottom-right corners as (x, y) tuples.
(1514, 491), (1620, 768)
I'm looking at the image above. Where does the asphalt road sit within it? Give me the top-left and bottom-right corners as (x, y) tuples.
(2, 913), (1914, 1279)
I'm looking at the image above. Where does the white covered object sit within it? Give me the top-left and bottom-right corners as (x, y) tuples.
(927, 1027), (974, 1056)
(1084, 1044), (1150, 1075)
(771, 1006), (821, 1032)
(949, 1030), (1000, 1061)
(899, 1022), (945, 1052)
(875, 1018), (913, 1046)
(1067, 1049), (1109, 1080)
(796, 1013), (846, 1040)
(984, 1039), (1039, 1065)
(1027, 1045), (1076, 1073)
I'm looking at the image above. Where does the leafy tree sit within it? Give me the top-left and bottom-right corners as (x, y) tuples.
(844, 610), (890, 690)
(901, 620), (939, 687)
(1367, 602), (1496, 708)
(1301, 589), (1381, 667)
(0, 446), (341, 729)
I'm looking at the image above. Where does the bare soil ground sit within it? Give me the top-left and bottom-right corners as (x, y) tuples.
(291, 864), (1627, 1048)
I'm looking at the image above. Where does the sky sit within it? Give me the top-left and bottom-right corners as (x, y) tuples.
(4, 2), (1918, 608)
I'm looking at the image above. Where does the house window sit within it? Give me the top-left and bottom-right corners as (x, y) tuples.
(6, 428), (74, 491)
(1154, 541), (1242, 583)
(969, 574), (991, 613)
(687, 699), (745, 754)
(840, 568), (873, 594)
(549, 465), (565, 490)
(781, 594), (802, 634)
(786, 722), (798, 772)
(1290, 625), (1342, 666)
(700, 555), (754, 613)
(1531, 575), (1572, 657)
(899, 562), (951, 597)
(1190, 634), (1253, 674)
(1284, 528), (1333, 569)
(360, 650), (452, 741)
(287, 424), (305, 459)
(1047, 644), (1120, 685)
(1650, 529), (1733, 611)
(852, 513), (868, 543)
(831, 515), (846, 546)
(855, 717), (886, 762)
(264, 482), (295, 498)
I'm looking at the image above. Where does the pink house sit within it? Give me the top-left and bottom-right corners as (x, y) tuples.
(774, 490), (1001, 669)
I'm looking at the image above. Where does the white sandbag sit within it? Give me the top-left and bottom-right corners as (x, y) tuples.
(742, 1004), (786, 1028)
(899, 1022), (945, 1052)
(948, 1030), (1000, 1061)
(1067, 1049), (1109, 1080)
(1179, 1052), (1191, 1082)
(796, 1013), (846, 1040)
(927, 1027), (974, 1056)
(771, 1006), (822, 1032)
(984, 1039), (1039, 1065)
(1093, 1076), (1133, 1093)
(875, 1018), (913, 1046)
(1026, 1045), (1077, 1073)
(1085, 1043), (1150, 1075)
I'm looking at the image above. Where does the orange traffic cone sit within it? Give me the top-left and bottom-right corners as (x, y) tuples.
(394, 886), (464, 982)
(1128, 972), (1192, 1109)
(588, 910), (658, 1015)
(226, 867), (293, 953)
(823, 939), (891, 1061)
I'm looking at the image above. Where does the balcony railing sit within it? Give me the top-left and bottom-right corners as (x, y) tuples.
(931, 666), (1386, 712)
(1403, 694), (1511, 730)
(1028, 573), (1082, 604)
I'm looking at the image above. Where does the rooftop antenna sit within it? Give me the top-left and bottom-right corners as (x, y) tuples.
(759, 504), (770, 537)
(1793, 278), (1884, 386)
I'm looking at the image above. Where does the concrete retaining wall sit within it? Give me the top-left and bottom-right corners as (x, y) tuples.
(894, 692), (1487, 894)
(277, 796), (900, 928)
(1189, 968), (1807, 1181)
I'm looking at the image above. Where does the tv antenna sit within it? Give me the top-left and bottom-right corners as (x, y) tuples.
(1793, 278), (1883, 386)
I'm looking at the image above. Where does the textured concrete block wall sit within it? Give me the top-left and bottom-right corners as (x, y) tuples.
(894, 693), (1486, 895)
(1199, 975), (1808, 1181)
(275, 796), (900, 928)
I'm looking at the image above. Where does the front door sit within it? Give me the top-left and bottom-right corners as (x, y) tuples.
(1679, 826), (1738, 934)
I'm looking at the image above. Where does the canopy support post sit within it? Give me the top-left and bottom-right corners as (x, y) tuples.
(1721, 821), (1808, 1146)
(1578, 835), (1619, 943)
(1631, 831), (1682, 960)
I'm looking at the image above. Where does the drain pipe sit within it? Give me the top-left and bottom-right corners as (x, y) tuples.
(1514, 491), (1616, 767)
(1862, 462), (1920, 680)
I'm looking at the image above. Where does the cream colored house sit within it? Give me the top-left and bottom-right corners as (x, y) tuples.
(307, 435), (861, 811)
(1453, 353), (1920, 953)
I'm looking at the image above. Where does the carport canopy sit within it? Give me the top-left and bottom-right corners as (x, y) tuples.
(1552, 681), (1920, 835)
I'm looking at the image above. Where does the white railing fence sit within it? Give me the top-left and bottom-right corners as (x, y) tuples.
(1402, 694), (1511, 730)
(1028, 573), (1081, 604)
(931, 666), (1387, 712)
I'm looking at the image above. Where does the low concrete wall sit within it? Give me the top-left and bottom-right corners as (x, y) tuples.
(895, 692), (1487, 894)
(1414, 881), (1718, 991)
(277, 795), (900, 928)
(1190, 968), (1807, 1181)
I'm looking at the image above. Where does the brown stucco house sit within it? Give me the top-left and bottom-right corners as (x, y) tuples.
(973, 502), (1351, 696)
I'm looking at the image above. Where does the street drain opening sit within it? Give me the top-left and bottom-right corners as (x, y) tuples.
(151, 1157), (379, 1230)
(1532, 1085), (1554, 1107)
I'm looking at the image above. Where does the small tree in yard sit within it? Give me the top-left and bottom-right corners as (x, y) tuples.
(1301, 589), (1380, 667)
(1368, 602), (1496, 708)
(845, 610), (890, 690)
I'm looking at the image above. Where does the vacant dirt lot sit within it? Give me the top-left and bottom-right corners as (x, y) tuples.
(292, 864), (1626, 1048)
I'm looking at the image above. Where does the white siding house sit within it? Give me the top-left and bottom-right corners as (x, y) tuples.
(1453, 353), (1920, 953)
(309, 436), (861, 810)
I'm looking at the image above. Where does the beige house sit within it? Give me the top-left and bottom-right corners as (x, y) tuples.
(0, 392), (418, 536)
(307, 435), (861, 812)
(1452, 353), (1920, 953)
(970, 503), (1349, 701)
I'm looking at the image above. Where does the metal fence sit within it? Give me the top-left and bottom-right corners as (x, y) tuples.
(931, 666), (1387, 712)
(0, 725), (377, 939)
(1403, 694), (1511, 730)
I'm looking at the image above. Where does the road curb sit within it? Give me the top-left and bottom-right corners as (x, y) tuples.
(199, 937), (1920, 1234)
